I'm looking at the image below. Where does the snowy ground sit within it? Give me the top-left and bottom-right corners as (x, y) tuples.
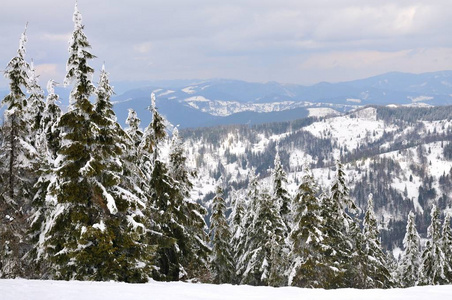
(1, 279), (452, 300)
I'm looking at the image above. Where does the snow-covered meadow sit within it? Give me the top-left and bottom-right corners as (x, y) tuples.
(1, 279), (452, 300)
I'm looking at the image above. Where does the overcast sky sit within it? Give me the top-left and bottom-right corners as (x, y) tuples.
(0, 0), (451, 90)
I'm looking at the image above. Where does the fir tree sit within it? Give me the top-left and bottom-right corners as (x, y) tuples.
(209, 184), (234, 284)
(419, 205), (448, 285)
(37, 4), (152, 282)
(361, 193), (392, 288)
(240, 183), (287, 286)
(271, 148), (291, 232)
(169, 126), (210, 281)
(441, 213), (452, 282)
(25, 61), (45, 150)
(288, 165), (324, 288)
(320, 160), (358, 288)
(228, 187), (246, 284)
(398, 211), (421, 287)
(0, 25), (36, 278)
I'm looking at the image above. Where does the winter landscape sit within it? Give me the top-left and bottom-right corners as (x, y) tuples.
(1, 1), (452, 299)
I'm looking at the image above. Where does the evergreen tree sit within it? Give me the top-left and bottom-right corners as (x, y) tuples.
(209, 184), (234, 284)
(441, 213), (452, 282)
(271, 148), (291, 232)
(361, 193), (392, 288)
(398, 211), (421, 287)
(320, 160), (357, 288)
(25, 61), (45, 149)
(419, 205), (448, 285)
(288, 165), (325, 288)
(240, 184), (287, 286)
(37, 4), (152, 282)
(0, 25), (36, 278)
(125, 108), (143, 155)
(228, 187), (246, 284)
(40, 80), (62, 160)
(168, 126), (210, 280)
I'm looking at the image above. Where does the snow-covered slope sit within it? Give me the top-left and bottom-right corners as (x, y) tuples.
(2, 279), (452, 300)
(181, 105), (452, 249)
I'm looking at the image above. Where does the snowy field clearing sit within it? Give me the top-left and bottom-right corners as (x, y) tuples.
(1, 279), (452, 300)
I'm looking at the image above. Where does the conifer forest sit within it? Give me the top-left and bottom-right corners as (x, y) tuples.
(1, 4), (452, 290)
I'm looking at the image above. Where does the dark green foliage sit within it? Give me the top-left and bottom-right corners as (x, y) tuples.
(209, 185), (234, 284)
(288, 165), (325, 288)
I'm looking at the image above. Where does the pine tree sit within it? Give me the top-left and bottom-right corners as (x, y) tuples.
(271, 149), (291, 231)
(228, 187), (246, 284)
(0, 25), (36, 278)
(398, 211), (421, 287)
(361, 193), (392, 288)
(37, 4), (152, 282)
(441, 213), (452, 282)
(209, 184), (234, 284)
(168, 126), (210, 281)
(320, 160), (358, 288)
(419, 205), (448, 285)
(288, 165), (324, 288)
(240, 182), (287, 286)
(25, 61), (45, 150)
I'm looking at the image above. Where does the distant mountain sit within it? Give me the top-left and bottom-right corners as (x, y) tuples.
(2, 71), (452, 128)
(111, 71), (452, 128)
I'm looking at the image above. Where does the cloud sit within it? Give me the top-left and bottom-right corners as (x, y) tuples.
(0, 0), (451, 89)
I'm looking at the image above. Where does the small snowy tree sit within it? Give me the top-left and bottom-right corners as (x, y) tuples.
(398, 211), (421, 287)
(320, 161), (358, 288)
(169, 126), (210, 281)
(288, 165), (324, 288)
(240, 186), (287, 286)
(419, 205), (448, 285)
(361, 193), (392, 288)
(209, 184), (234, 284)
(25, 61), (45, 150)
(271, 148), (291, 232)
(228, 187), (246, 284)
(441, 213), (452, 283)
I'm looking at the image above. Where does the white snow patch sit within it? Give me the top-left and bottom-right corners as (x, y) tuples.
(307, 107), (340, 117)
(346, 98), (362, 103)
(2, 279), (451, 300)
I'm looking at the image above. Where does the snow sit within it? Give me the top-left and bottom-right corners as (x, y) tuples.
(3, 279), (451, 300)
(307, 107), (340, 117)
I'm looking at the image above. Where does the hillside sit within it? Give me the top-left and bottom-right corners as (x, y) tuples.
(181, 105), (452, 253)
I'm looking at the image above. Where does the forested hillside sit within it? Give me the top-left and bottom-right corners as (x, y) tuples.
(182, 105), (452, 253)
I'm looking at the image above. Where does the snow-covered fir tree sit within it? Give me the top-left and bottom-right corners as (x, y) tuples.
(0, 25), (36, 278)
(228, 187), (246, 284)
(209, 183), (234, 284)
(271, 148), (291, 232)
(320, 160), (358, 288)
(288, 164), (325, 288)
(240, 179), (287, 286)
(419, 205), (449, 285)
(36, 4), (153, 282)
(361, 193), (392, 288)
(25, 61), (45, 150)
(441, 213), (452, 282)
(125, 108), (143, 154)
(398, 211), (421, 287)
(168, 126), (210, 280)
